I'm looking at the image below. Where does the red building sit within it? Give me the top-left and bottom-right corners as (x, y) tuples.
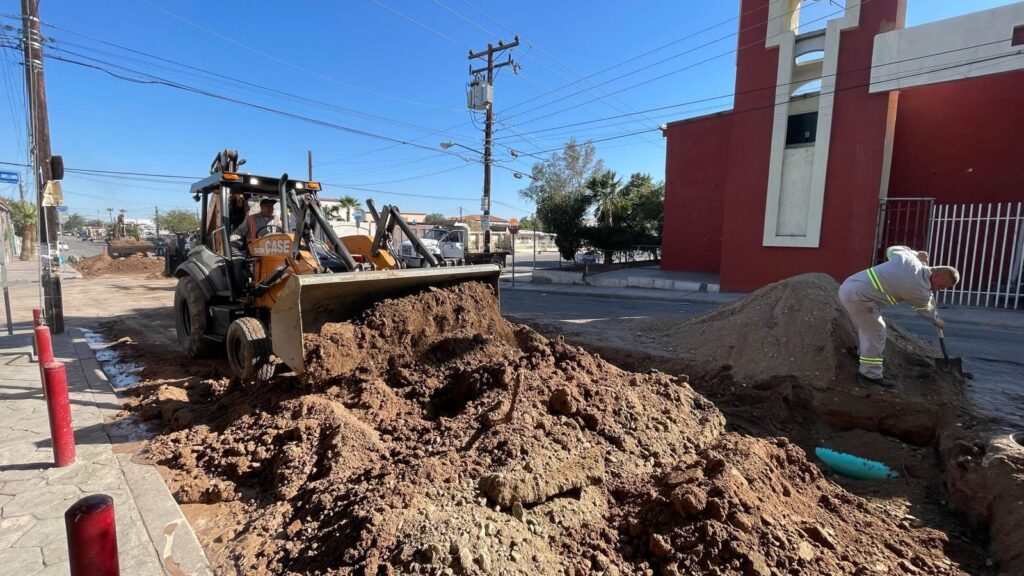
(661, 0), (1024, 293)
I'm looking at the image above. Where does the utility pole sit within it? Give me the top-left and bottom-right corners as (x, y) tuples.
(307, 150), (313, 180)
(22, 0), (63, 333)
(468, 36), (519, 255)
(154, 206), (160, 237)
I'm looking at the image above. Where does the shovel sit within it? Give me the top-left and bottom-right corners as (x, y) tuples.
(935, 327), (966, 378)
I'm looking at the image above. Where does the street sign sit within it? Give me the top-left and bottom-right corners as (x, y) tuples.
(353, 210), (364, 223)
(508, 218), (519, 235)
(0, 171), (19, 184)
(56, 205), (69, 212)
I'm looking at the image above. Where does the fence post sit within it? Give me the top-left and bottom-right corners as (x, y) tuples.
(43, 362), (76, 467)
(65, 495), (120, 576)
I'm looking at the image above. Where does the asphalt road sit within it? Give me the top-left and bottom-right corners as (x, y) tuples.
(501, 288), (718, 322)
(61, 234), (106, 259)
(502, 287), (1024, 429)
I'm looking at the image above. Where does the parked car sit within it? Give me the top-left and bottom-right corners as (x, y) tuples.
(578, 250), (599, 265)
(57, 240), (69, 251)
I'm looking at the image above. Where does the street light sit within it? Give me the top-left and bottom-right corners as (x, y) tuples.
(440, 141), (482, 155)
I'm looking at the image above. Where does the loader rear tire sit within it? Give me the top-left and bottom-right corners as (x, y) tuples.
(226, 317), (275, 382)
(174, 276), (216, 358)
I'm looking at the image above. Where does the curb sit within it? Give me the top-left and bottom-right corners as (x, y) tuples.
(69, 329), (213, 575)
(500, 281), (742, 306)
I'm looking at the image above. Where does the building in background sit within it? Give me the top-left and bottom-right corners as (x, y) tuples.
(0, 200), (16, 262)
(661, 0), (1024, 294)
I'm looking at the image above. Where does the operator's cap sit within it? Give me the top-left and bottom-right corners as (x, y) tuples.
(259, 198), (278, 206)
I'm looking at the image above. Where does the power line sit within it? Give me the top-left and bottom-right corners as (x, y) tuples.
(369, 0), (470, 50)
(522, 45), (1024, 156)
(505, 1), (864, 125)
(1, 160), (531, 210)
(429, 0), (664, 151)
(136, 0), (462, 112)
(494, 35), (1018, 141)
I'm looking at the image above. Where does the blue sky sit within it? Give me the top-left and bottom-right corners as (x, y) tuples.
(0, 0), (1017, 222)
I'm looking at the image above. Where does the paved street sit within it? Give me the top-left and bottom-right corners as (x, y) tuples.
(60, 236), (105, 259)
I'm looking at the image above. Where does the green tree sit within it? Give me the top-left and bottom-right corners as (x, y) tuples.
(339, 195), (360, 221)
(536, 193), (592, 262)
(63, 212), (86, 234)
(424, 213), (450, 226)
(586, 170), (624, 225)
(519, 140), (605, 262)
(6, 199), (38, 260)
(161, 209), (199, 234)
(581, 173), (664, 263)
(518, 215), (537, 230)
(518, 139), (604, 203)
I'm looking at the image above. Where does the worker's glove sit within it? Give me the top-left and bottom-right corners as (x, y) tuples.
(934, 317), (945, 330)
(230, 234), (241, 242)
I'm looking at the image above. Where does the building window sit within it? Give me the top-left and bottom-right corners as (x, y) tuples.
(786, 112), (818, 146)
(1013, 25), (1024, 47)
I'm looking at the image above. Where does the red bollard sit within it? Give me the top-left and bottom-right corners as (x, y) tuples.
(65, 495), (120, 576)
(35, 325), (53, 398)
(31, 308), (42, 359)
(43, 362), (76, 467)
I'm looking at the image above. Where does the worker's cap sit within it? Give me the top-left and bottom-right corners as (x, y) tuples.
(259, 198), (278, 206)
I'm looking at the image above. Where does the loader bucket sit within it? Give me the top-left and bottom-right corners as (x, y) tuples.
(270, 264), (501, 375)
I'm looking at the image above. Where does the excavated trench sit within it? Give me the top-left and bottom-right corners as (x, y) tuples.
(109, 279), (1024, 575)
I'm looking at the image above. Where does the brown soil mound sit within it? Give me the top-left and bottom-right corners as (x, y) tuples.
(638, 273), (962, 445)
(73, 253), (164, 277)
(650, 273), (935, 384)
(137, 282), (967, 575)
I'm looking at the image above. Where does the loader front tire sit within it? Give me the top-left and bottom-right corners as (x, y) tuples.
(226, 317), (275, 382)
(174, 276), (216, 358)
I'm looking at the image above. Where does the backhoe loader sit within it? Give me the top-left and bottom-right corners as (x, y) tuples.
(171, 150), (500, 381)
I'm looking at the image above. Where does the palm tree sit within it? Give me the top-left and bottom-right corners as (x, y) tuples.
(339, 195), (360, 221)
(586, 170), (623, 225)
(10, 200), (37, 261)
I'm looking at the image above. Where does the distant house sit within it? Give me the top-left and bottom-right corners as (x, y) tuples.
(459, 214), (509, 233)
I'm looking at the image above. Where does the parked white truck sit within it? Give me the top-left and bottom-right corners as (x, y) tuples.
(399, 222), (509, 268)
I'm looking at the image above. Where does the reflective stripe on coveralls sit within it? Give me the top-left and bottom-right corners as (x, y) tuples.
(866, 268), (898, 305)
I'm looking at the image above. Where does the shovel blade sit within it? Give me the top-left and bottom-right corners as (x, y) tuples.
(935, 356), (965, 377)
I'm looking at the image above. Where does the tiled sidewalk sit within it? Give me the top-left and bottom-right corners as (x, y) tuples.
(0, 325), (211, 575)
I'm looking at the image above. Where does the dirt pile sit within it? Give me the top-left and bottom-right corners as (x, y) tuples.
(635, 273), (962, 445)
(73, 252), (165, 277)
(139, 282), (967, 575)
(649, 273), (935, 385)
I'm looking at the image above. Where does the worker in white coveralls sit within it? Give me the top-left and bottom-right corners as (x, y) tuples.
(838, 246), (959, 386)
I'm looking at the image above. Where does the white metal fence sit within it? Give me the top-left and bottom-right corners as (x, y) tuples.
(929, 202), (1024, 309)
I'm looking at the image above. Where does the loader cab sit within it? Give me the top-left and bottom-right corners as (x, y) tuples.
(186, 172), (332, 299)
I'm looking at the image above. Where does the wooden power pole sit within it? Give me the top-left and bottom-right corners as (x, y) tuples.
(22, 0), (63, 333)
(468, 36), (519, 255)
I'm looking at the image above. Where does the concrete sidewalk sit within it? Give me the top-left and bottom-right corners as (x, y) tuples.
(0, 322), (211, 574)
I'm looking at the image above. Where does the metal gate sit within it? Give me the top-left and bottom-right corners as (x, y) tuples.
(872, 198), (934, 266)
(874, 199), (1024, 309)
(930, 202), (1024, 309)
